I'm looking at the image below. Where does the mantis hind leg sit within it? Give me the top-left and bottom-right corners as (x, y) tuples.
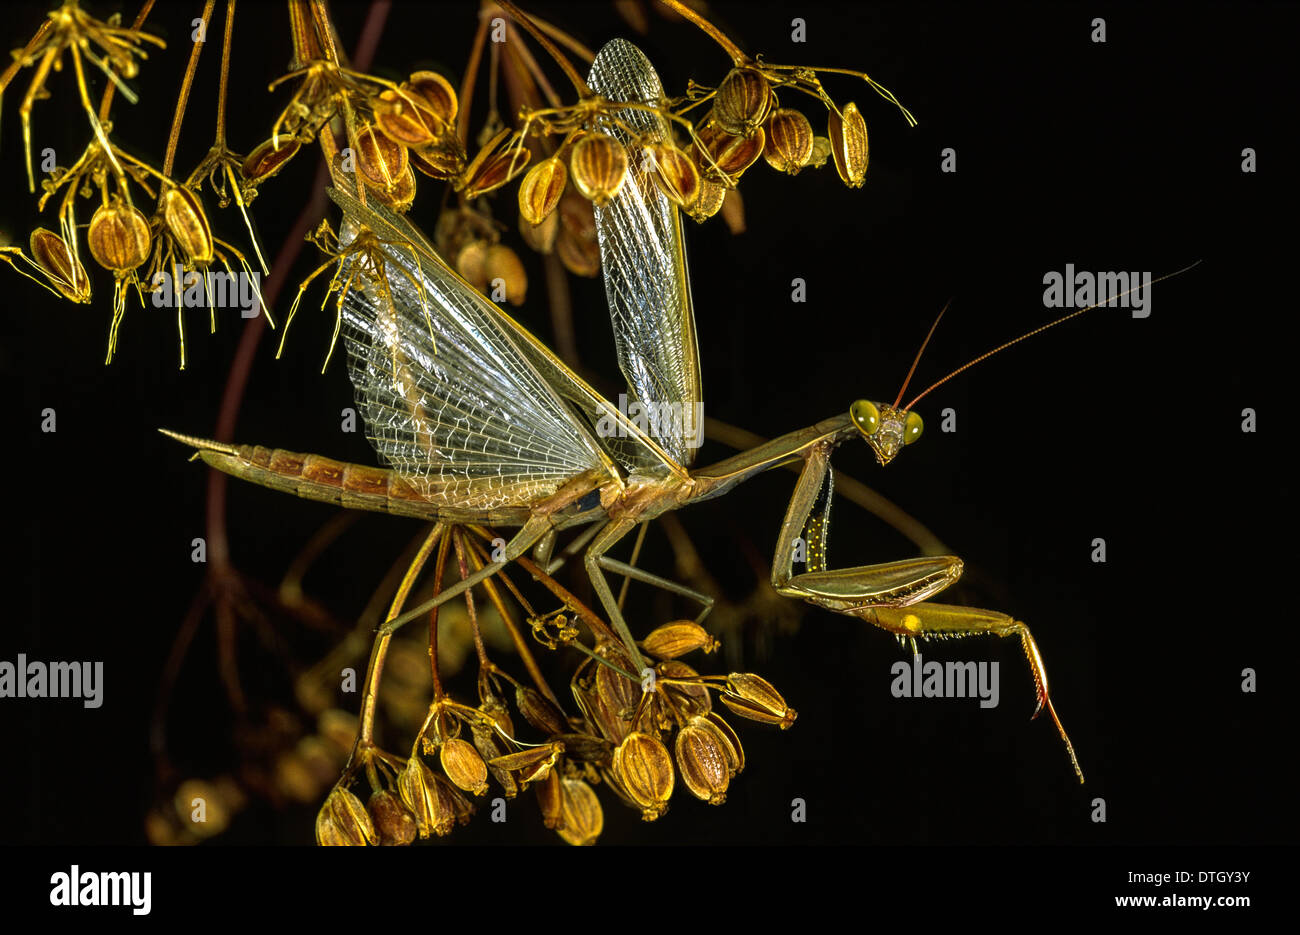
(863, 602), (1084, 783)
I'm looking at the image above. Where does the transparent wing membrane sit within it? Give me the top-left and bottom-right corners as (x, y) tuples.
(588, 39), (704, 471)
(331, 186), (615, 509)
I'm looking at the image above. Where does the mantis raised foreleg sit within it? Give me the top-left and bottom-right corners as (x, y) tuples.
(771, 441), (1084, 782)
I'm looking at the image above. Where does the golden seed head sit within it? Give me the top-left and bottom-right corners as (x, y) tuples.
(432, 771), (476, 832)
(367, 789), (417, 846)
(355, 122), (410, 191)
(644, 142), (700, 209)
(396, 755), (442, 838)
(517, 685), (569, 736)
(315, 787), (375, 846)
(613, 731), (674, 821)
(407, 70), (459, 128)
(242, 137), (301, 186)
(518, 207), (559, 254)
(366, 165), (417, 212)
(695, 119), (765, 181)
(721, 672), (798, 729)
(517, 156), (568, 226)
(570, 132), (629, 207)
(686, 178), (726, 222)
(488, 741), (564, 785)
(88, 200), (151, 274)
(557, 777), (603, 846)
(29, 228), (90, 302)
(595, 648), (640, 733)
(410, 140), (466, 181)
(535, 766), (564, 829)
(658, 659), (712, 717)
(763, 108), (815, 175)
(160, 186), (213, 266)
(440, 737), (489, 796)
(675, 718), (732, 805)
(828, 101), (869, 188)
(551, 732), (614, 769)
(471, 721), (520, 799)
(459, 138), (531, 199)
(483, 243), (527, 305)
(455, 239), (491, 292)
(713, 67), (774, 138)
(556, 192), (600, 276)
(641, 620), (718, 659)
(700, 711), (745, 775)
(374, 87), (443, 148)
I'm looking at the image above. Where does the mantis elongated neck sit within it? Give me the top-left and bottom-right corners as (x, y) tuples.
(688, 414), (856, 504)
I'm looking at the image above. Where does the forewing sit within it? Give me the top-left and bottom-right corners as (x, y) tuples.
(331, 187), (615, 510)
(587, 39), (704, 470)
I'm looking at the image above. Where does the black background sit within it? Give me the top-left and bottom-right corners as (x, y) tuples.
(1, 0), (1294, 853)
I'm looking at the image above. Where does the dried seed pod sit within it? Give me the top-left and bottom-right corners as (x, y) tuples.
(315, 787), (375, 846)
(160, 186), (214, 266)
(535, 767), (564, 829)
(396, 755), (442, 838)
(686, 179), (726, 222)
(675, 717), (731, 804)
(701, 711), (745, 775)
(596, 648), (640, 726)
(763, 108), (814, 175)
(658, 660), (711, 717)
(556, 192), (600, 276)
(570, 132), (629, 206)
(827, 101), (869, 188)
(374, 87), (442, 147)
(407, 70), (459, 128)
(367, 789), (417, 845)
(551, 732), (614, 768)
(721, 672), (798, 729)
(355, 122), (410, 191)
(29, 228), (90, 302)
(455, 240), (490, 293)
(517, 156), (567, 226)
(517, 685), (569, 735)
(808, 135), (832, 168)
(88, 201), (150, 273)
(459, 134), (531, 199)
(440, 738), (489, 796)
(483, 244), (527, 305)
(613, 731), (674, 821)
(431, 771), (475, 832)
(409, 140), (465, 181)
(519, 208), (559, 254)
(713, 67), (773, 138)
(366, 165), (417, 212)
(641, 621), (718, 659)
(695, 120), (765, 181)
(557, 777), (603, 846)
(488, 742), (563, 784)
(242, 137), (301, 186)
(471, 721), (519, 798)
(644, 141), (700, 209)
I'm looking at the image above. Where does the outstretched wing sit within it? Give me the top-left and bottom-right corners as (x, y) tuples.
(332, 186), (620, 510)
(588, 38), (704, 471)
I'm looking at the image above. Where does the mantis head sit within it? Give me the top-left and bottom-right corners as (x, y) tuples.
(849, 399), (923, 465)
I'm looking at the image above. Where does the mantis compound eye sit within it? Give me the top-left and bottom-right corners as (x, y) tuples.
(850, 399), (881, 436)
(902, 410), (924, 445)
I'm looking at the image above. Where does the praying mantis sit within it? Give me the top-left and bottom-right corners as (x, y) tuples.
(164, 38), (1193, 785)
